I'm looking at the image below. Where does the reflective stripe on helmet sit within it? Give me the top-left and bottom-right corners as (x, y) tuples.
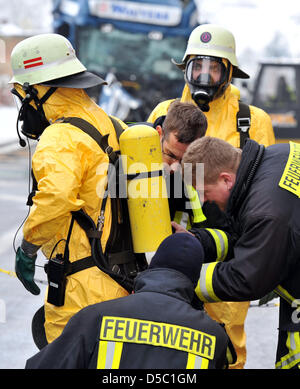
(9, 33), (86, 85)
(186, 42), (235, 56)
(13, 52), (78, 76)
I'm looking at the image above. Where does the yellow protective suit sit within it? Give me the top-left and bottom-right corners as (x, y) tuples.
(22, 86), (129, 343)
(148, 83), (275, 369)
(148, 84), (275, 147)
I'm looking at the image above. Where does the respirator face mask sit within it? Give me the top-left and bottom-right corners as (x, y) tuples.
(185, 56), (229, 112)
(10, 83), (57, 146)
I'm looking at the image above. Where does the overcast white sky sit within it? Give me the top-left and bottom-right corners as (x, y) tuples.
(198, 0), (300, 76)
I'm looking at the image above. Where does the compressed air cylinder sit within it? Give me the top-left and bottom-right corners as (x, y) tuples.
(119, 124), (172, 253)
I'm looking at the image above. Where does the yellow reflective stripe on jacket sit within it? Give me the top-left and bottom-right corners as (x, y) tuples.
(276, 332), (300, 369)
(97, 340), (123, 369)
(186, 353), (209, 369)
(186, 185), (206, 223)
(226, 346), (235, 366)
(99, 316), (216, 360)
(205, 228), (228, 261)
(173, 211), (183, 224)
(195, 262), (221, 303)
(274, 285), (297, 306)
(173, 211), (192, 230)
(279, 141), (300, 198)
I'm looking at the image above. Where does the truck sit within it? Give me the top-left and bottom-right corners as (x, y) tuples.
(243, 58), (300, 143)
(52, 0), (200, 121)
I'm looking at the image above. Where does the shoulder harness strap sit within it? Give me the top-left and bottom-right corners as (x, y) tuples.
(62, 116), (120, 164)
(26, 115), (122, 206)
(153, 115), (166, 128)
(108, 116), (125, 141)
(237, 102), (251, 149)
(27, 170), (38, 206)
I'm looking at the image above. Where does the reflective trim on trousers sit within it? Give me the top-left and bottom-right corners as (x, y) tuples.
(276, 332), (300, 369)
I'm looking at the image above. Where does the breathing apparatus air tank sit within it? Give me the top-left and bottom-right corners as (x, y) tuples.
(119, 124), (172, 253)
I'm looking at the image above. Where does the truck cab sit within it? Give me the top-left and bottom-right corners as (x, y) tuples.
(250, 58), (300, 143)
(52, 0), (199, 121)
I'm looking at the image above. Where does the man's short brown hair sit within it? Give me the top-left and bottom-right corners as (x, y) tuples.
(182, 136), (241, 184)
(163, 100), (207, 144)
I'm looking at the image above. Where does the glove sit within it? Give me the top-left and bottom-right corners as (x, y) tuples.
(188, 227), (233, 262)
(15, 247), (40, 295)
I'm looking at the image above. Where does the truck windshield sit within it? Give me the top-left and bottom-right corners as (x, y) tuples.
(77, 25), (185, 82)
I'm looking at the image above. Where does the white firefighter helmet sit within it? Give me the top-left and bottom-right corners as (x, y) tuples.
(172, 24), (249, 79)
(9, 33), (106, 88)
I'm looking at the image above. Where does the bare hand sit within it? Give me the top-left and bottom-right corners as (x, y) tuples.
(171, 221), (194, 236)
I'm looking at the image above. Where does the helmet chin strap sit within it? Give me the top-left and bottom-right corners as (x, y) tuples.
(22, 83), (57, 112)
(14, 83), (58, 145)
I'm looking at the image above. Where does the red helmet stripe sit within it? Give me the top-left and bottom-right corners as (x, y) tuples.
(23, 57), (42, 64)
(24, 61), (43, 69)
(23, 57), (43, 69)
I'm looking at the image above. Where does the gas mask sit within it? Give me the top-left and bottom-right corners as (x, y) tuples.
(185, 56), (231, 112)
(11, 83), (57, 146)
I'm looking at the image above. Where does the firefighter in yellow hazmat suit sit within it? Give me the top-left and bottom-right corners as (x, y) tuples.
(148, 24), (276, 369)
(9, 33), (138, 344)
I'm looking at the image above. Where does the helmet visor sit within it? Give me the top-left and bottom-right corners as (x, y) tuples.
(186, 56), (227, 88)
(41, 71), (107, 89)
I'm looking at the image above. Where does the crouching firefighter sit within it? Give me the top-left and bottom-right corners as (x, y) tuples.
(25, 234), (236, 369)
(9, 33), (153, 346)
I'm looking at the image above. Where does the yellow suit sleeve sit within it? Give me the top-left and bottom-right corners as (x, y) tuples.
(147, 99), (175, 123)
